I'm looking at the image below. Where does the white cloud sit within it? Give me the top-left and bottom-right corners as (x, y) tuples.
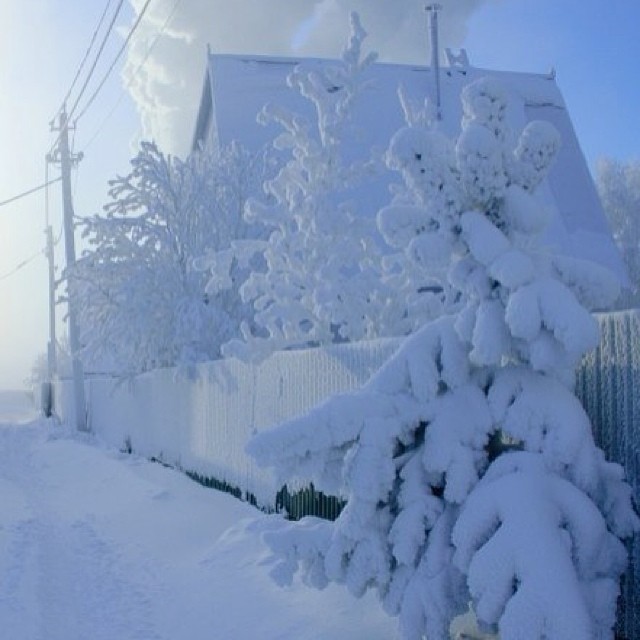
(123, 0), (491, 156)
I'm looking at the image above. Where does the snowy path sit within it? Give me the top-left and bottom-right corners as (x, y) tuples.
(0, 423), (161, 639)
(0, 391), (397, 640)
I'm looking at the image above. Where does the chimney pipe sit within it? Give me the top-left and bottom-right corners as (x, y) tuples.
(426, 4), (443, 120)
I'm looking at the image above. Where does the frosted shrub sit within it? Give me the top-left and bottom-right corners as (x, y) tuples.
(248, 77), (638, 639)
(204, 15), (455, 359)
(70, 142), (266, 376)
(209, 14), (398, 363)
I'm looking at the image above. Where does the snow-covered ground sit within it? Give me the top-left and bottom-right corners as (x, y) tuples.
(0, 391), (396, 640)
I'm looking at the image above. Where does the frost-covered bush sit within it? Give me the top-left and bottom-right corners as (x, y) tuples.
(70, 141), (266, 376)
(248, 77), (638, 639)
(204, 14), (395, 363)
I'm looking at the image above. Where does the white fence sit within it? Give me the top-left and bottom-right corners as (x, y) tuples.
(53, 312), (640, 638)
(576, 310), (640, 639)
(54, 338), (400, 506)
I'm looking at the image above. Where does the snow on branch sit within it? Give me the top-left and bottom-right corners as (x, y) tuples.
(453, 452), (628, 639)
(248, 69), (638, 640)
(71, 142), (268, 376)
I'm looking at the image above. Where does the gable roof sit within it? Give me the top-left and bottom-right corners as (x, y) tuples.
(193, 52), (627, 285)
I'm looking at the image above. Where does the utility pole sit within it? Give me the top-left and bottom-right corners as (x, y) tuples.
(44, 160), (57, 383)
(426, 4), (443, 120)
(39, 221), (57, 419)
(49, 107), (88, 432)
(45, 226), (57, 374)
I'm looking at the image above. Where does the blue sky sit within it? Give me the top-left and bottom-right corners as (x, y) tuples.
(464, 0), (640, 167)
(0, 0), (638, 389)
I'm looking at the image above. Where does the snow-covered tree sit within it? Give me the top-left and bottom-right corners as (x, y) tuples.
(596, 157), (640, 308)
(248, 78), (638, 639)
(376, 91), (463, 336)
(70, 141), (267, 376)
(27, 336), (73, 388)
(207, 14), (394, 363)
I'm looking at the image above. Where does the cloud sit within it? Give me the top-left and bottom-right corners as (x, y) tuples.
(123, 0), (491, 156)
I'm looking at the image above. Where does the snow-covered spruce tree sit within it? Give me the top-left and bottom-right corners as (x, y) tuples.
(214, 14), (391, 363)
(247, 77), (639, 639)
(375, 88), (458, 336)
(69, 141), (266, 376)
(596, 157), (640, 308)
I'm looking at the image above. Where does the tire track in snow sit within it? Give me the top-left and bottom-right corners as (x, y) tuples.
(0, 422), (165, 640)
(0, 518), (40, 640)
(34, 516), (163, 640)
(0, 425), (42, 639)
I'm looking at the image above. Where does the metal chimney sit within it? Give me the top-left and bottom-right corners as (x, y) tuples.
(426, 4), (443, 120)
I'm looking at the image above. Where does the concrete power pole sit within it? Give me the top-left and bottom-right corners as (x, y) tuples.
(45, 226), (57, 373)
(44, 161), (57, 384)
(50, 108), (88, 432)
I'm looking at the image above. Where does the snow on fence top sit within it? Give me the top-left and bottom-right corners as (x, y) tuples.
(53, 311), (640, 639)
(191, 53), (626, 285)
(55, 337), (401, 506)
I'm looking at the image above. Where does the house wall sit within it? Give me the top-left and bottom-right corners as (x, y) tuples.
(52, 311), (640, 638)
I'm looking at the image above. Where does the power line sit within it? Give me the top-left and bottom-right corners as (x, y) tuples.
(48, 0), (126, 156)
(0, 250), (44, 283)
(66, 0), (127, 124)
(81, 92), (128, 153)
(54, 0), (115, 121)
(82, 0), (184, 152)
(75, 0), (155, 125)
(0, 177), (62, 210)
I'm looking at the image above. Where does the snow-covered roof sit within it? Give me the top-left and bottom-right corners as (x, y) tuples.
(192, 53), (627, 284)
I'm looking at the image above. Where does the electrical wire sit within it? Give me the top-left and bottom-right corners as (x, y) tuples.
(53, 0), (115, 122)
(80, 92), (128, 153)
(0, 178), (62, 210)
(0, 250), (44, 283)
(48, 0), (126, 156)
(75, 0), (155, 125)
(81, 0), (183, 152)
(0, 154), (52, 283)
(66, 0), (127, 124)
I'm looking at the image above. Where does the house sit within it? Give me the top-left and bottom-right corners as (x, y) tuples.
(192, 49), (627, 285)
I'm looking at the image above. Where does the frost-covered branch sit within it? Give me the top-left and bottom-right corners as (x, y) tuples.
(248, 75), (637, 640)
(215, 13), (406, 363)
(69, 142), (267, 375)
